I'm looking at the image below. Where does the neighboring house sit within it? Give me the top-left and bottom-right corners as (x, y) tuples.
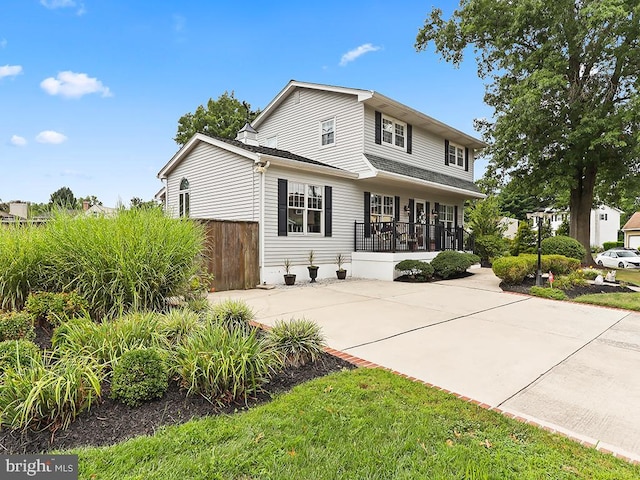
(157, 80), (486, 285)
(84, 204), (117, 217)
(499, 217), (519, 240)
(622, 212), (640, 249)
(528, 205), (621, 247)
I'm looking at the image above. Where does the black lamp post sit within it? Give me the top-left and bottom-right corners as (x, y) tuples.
(536, 213), (543, 286)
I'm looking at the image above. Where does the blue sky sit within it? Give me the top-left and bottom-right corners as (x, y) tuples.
(0, 0), (491, 207)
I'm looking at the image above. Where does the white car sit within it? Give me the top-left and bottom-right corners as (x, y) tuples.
(595, 249), (640, 269)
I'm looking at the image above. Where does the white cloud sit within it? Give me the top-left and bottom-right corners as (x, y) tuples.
(0, 39), (7, 49)
(0, 65), (23, 79)
(339, 43), (381, 66)
(173, 14), (186, 33)
(36, 130), (68, 144)
(40, 0), (75, 9)
(10, 135), (27, 147)
(40, 71), (112, 98)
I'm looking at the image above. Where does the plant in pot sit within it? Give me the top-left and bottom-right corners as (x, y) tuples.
(283, 259), (296, 286)
(335, 253), (347, 280)
(307, 250), (319, 283)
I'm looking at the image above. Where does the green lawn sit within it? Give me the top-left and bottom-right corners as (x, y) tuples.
(611, 268), (640, 287)
(574, 292), (640, 311)
(74, 368), (639, 480)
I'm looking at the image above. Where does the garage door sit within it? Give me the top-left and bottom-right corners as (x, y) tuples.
(629, 235), (640, 249)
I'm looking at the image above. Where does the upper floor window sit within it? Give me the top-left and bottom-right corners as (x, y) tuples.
(288, 182), (323, 234)
(371, 193), (394, 223)
(382, 115), (406, 150)
(179, 178), (190, 217)
(321, 118), (335, 146)
(265, 135), (277, 148)
(448, 143), (465, 168)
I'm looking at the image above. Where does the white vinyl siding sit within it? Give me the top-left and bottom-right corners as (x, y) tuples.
(256, 88), (369, 174)
(166, 142), (257, 221)
(364, 106), (475, 182)
(263, 165), (361, 268)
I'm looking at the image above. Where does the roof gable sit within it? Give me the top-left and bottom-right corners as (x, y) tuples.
(622, 212), (640, 231)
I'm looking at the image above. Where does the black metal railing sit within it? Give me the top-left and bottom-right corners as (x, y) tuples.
(354, 221), (473, 253)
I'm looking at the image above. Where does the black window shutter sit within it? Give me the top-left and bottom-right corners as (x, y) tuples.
(277, 179), (288, 236)
(408, 199), (415, 235)
(454, 205), (459, 228)
(324, 186), (332, 237)
(465, 147), (469, 172)
(394, 196), (400, 221)
(364, 192), (371, 237)
(444, 140), (450, 165)
(407, 124), (412, 154)
(434, 202), (440, 220)
(374, 111), (382, 145)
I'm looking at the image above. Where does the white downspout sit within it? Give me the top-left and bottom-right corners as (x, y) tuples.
(254, 158), (270, 285)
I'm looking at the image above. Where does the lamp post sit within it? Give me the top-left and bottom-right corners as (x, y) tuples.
(536, 211), (543, 286)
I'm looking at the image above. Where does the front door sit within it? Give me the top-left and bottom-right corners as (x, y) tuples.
(414, 200), (426, 249)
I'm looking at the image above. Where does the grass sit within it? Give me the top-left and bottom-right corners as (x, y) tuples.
(74, 368), (639, 480)
(612, 268), (640, 287)
(574, 292), (640, 311)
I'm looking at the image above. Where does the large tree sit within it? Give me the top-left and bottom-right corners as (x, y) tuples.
(174, 91), (260, 146)
(49, 186), (77, 209)
(416, 0), (640, 261)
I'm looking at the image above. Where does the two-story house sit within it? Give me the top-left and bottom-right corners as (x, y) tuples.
(157, 81), (486, 285)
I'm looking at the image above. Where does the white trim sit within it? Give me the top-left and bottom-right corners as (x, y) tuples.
(258, 154), (358, 179)
(447, 142), (465, 169)
(319, 116), (336, 148)
(381, 114), (407, 152)
(376, 170), (486, 199)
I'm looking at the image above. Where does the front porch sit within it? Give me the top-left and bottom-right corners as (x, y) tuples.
(354, 221), (473, 253)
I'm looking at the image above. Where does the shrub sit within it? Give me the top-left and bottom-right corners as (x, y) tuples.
(492, 256), (532, 284)
(541, 255), (581, 274)
(211, 299), (255, 331)
(174, 324), (275, 403)
(0, 225), (46, 310)
(266, 318), (326, 368)
(602, 241), (624, 251)
(430, 251), (477, 279)
(541, 236), (586, 261)
(0, 340), (41, 374)
(394, 260), (434, 281)
(550, 271), (587, 290)
(529, 286), (567, 301)
(157, 308), (201, 347)
(473, 234), (509, 266)
(0, 311), (35, 342)
(0, 354), (103, 432)
(110, 348), (169, 407)
(25, 291), (89, 327)
(52, 312), (163, 368)
(39, 209), (205, 318)
(580, 267), (603, 280)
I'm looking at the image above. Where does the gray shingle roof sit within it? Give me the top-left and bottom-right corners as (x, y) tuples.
(364, 153), (481, 193)
(214, 136), (342, 170)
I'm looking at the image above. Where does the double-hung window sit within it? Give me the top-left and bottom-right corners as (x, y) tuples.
(370, 193), (394, 224)
(320, 118), (335, 146)
(438, 204), (455, 229)
(448, 143), (464, 168)
(382, 115), (406, 150)
(288, 182), (323, 234)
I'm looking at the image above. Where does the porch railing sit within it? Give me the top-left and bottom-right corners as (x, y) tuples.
(354, 221), (474, 253)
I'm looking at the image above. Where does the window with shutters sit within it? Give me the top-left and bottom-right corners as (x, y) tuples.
(370, 193), (394, 223)
(381, 115), (406, 150)
(288, 182), (323, 234)
(448, 143), (465, 168)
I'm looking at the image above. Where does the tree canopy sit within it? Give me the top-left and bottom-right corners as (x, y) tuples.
(49, 187), (77, 209)
(416, 0), (640, 261)
(174, 91), (260, 146)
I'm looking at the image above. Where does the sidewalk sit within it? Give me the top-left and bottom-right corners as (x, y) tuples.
(210, 269), (640, 462)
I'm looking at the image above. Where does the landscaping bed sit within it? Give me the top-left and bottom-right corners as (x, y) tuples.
(501, 277), (636, 299)
(0, 323), (354, 455)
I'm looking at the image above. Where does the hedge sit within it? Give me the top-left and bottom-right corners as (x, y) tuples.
(541, 236), (586, 261)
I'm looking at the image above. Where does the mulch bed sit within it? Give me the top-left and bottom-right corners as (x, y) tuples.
(395, 271), (474, 283)
(500, 277), (636, 299)
(0, 327), (355, 455)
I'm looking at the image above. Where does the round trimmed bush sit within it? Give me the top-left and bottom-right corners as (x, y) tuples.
(25, 291), (88, 327)
(394, 260), (434, 281)
(430, 251), (477, 279)
(492, 256), (533, 284)
(541, 236), (586, 261)
(0, 311), (35, 342)
(110, 348), (169, 407)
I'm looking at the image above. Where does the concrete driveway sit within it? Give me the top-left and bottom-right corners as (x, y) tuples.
(210, 268), (640, 461)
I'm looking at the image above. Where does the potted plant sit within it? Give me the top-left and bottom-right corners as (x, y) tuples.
(307, 250), (319, 283)
(283, 259), (296, 286)
(335, 253), (347, 279)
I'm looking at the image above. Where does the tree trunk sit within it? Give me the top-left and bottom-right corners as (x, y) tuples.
(569, 165), (597, 265)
